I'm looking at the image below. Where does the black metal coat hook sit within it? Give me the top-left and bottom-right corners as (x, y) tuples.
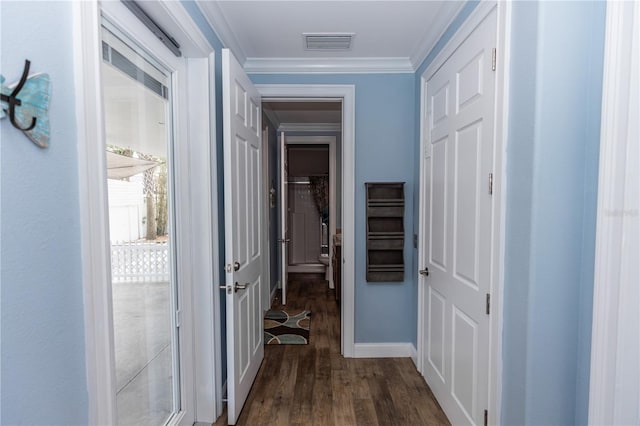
(0, 60), (37, 131)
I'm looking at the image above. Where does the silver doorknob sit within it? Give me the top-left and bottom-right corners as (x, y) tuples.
(234, 261), (240, 271)
(419, 267), (429, 276)
(234, 282), (248, 293)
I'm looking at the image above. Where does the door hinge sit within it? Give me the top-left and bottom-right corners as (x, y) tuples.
(486, 294), (491, 315)
(175, 309), (182, 328)
(488, 173), (494, 195)
(491, 48), (497, 71)
(484, 409), (489, 426)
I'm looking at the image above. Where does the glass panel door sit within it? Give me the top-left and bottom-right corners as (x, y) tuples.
(100, 21), (179, 426)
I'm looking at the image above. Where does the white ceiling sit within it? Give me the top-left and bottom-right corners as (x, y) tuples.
(196, 1), (464, 73)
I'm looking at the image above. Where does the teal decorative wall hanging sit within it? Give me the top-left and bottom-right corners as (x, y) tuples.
(1, 60), (51, 148)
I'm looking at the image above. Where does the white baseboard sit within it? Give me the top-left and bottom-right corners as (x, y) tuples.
(288, 264), (325, 273)
(353, 342), (415, 358)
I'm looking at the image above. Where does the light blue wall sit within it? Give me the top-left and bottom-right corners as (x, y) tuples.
(503, 1), (605, 425)
(1, 2), (88, 424)
(250, 74), (417, 344)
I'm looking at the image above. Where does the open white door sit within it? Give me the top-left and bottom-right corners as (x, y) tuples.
(222, 48), (264, 425)
(279, 132), (289, 304)
(419, 7), (497, 426)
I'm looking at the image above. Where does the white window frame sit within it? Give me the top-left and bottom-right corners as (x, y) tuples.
(73, 1), (220, 424)
(588, 1), (640, 424)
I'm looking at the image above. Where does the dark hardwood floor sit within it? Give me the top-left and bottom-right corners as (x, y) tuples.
(214, 273), (450, 426)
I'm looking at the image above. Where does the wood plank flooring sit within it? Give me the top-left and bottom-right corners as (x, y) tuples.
(214, 273), (450, 426)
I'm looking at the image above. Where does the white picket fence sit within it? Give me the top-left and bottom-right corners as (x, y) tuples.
(111, 241), (169, 283)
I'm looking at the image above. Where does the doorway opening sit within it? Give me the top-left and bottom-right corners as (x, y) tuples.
(261, 100), (342, 318)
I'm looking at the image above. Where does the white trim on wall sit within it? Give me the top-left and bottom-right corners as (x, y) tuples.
(278, 123), (341, 133)
(353, 343), (416, 359)
(188, 55), (220, 424)
(196, 0), (247, 64)
(73, 2), (117, 423)
(588, 1), (640, 424)
(489, 3), (511, 424)
(256, 84), (356, 357)
(245, 57), (414, 74)
(409, 1), (466, 69)
(416, 2), (508, 425)
(261, 126), (272, 314)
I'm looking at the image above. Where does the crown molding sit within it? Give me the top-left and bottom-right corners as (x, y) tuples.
(278, 123), (342, 133)
(195, 1), (470, 74)
(409, 1), (466, 70)
(245, 57), (414, 74)
(196, 0), (247, 64)
(156, 1), (213, 55)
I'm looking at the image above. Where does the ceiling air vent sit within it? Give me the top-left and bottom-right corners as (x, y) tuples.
(304, 33), (354, 51)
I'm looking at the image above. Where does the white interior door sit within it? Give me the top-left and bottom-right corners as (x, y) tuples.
(279, 132), (289, 304)
(420, 9), (497, 426)
(222, 48), (264, 425)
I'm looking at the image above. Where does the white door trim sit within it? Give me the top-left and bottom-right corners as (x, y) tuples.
(73, 3), (116, 422)
(188, 55), (222, 424)
(588, 1), (640, 424)
(256, 84), (356, 357)
(261, 126), (272, 313)
(416, 2), (510, 424)
(284, 135), (337, 289)
(73, 2), (218, 424)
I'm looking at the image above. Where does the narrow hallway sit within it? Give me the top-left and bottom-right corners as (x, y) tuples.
(215, 273), (450, 425)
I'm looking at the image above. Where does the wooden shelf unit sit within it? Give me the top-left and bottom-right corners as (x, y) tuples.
(365, 182), (405, 282)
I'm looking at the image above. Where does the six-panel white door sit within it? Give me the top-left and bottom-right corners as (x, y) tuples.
(420, 9), (497, 426)
(222, 48), (264, 425)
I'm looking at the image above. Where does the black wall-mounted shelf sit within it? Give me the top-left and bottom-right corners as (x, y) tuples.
(365, 182), (405, 282)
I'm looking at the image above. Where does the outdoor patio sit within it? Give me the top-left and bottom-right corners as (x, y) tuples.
(111, 242), (174, 425)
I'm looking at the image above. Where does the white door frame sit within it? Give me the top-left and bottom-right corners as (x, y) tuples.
(261, 126), (272, 313)
(255, 84), (356, 357)
(73, 1), (220, 424)
(284, 135), (337, 288)
(279, 131), (289, 304)
(588, 1), (640, 424)
(416, 2), (510, 424)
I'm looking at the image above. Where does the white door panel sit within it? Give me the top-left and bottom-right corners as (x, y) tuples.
(222, 48), (264, 425)
(421, 9), (497, 426)
(279, 132), (289, 304)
